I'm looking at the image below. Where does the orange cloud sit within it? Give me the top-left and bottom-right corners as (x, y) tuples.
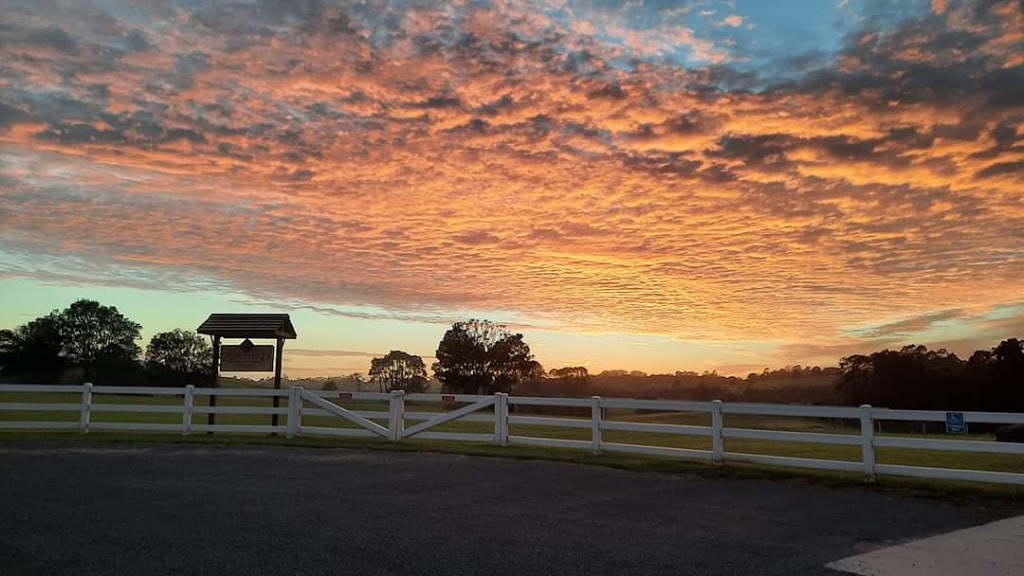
(1, 0), (1022, 358)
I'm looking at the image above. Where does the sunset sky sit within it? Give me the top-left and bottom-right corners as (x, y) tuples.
(1, 0), (1022, 378)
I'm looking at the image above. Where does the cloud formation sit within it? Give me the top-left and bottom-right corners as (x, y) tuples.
(1, 0), (1022, 358)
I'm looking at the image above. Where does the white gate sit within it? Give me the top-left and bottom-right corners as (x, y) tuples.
(294, 390), (509, 444)
(400, 394), (499, 442)
(295, 389), (393, 439)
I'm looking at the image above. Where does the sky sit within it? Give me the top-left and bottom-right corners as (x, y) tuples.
(1, 0), (1022, 378)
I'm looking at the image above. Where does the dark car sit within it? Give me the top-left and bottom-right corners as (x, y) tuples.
(995, 424), (1024, 443)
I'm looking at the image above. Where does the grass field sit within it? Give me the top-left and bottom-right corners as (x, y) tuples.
(3, 389), (1023, 479)
(3, 428), (1023, 505)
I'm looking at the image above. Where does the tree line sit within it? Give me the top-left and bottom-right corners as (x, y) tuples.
(1, 299), (1021, 412)
(0, 300), (212, 386)
(836, 340), (1024, 412)
(353, 321), (1024, 414)
(0, 302), (543, 393)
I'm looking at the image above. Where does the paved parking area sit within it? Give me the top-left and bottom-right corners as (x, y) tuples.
(0, 444), (1010, 575)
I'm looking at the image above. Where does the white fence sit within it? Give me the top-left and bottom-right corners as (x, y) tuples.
(2, 384), (1023, 486)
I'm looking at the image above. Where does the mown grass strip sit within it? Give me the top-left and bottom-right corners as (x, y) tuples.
(1, 430), (1021, 505)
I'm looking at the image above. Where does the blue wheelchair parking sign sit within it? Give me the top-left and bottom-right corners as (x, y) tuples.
(945, 412), (965, 434)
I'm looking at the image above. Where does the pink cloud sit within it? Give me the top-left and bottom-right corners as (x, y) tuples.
(723, 15), (744, 27)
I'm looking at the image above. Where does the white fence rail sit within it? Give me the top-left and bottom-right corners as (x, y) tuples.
(2, 384), (1023, 485)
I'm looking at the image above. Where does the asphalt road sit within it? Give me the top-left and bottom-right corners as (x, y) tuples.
(0, 444), (1007, 575)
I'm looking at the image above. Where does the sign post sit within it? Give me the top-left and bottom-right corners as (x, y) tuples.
(273, 337), (284, 430)
(208, 335), (221, 431)
(197, 314), (298, 435)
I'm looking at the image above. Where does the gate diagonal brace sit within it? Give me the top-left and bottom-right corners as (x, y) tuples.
(402, 397), (495, 439)
(300, 390), (389, 438)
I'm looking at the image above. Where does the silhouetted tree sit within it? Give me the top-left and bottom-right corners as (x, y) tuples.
(0, 316), (66, 382)
(144, 329), (212, 386)
(967, 338), (1024, 411)
(835, 342), (1017, 410)
(369, 350), (428, 393)
(347, 373), (367, 391)
(836, 354), (873, 406)
(991, 339), (1024, 410)
(548, 366), (592, 397)
(0, 299), (142, 384)
(525, 360), (546, 380)
(53, 300), (141, 367)
(433, 320), (535, 394)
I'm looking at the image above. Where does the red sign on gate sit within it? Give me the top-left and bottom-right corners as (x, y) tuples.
(442, 394), (456, 405)
(338, 392), (353, 400)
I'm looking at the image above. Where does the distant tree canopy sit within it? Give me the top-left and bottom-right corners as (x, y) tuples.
(144, 329), (212, 386)
(433, 320), (534, 394)
(548, 366), (592, 397)
(837, 339), (1024, 411)
(525, 360), (546, 380)
(748, 365), (828, 381)
(369, 350), (429, 393)
(345, 372), (368, 391)
(0, 299), (143, 384)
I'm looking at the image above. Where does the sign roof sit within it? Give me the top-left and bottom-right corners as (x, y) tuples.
(196, 314), (297, 339)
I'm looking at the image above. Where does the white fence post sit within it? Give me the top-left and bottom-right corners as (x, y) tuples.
(286, 386), (302, 438)
(860, 404), (876, 483)
(494, 393), (509, 446)
(388, 390), (405, 442)
(590, 396), (603, 454)
(182, 385), (194, 436)
(79, 382), (93, 433)
(711, 399), (724, 465)
(501, 393), (510, 446)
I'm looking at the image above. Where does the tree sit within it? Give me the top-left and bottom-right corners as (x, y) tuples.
(837, 344), (969, 410)
(0, 299), (142, 384)
(0, 316), (66, 382)
(525, 360), (546, 380)
(548, 366), (591, 397)
(144, 329), (212, 386)
(369, 350), (429, 393)
(432, 320), (535, 394)
(548, 366), (587, 380)
(52, 300), (142, 369)
(969, 338), (1024, 411)
(346, 373), (367, 391)
(836, 354), (873, 406)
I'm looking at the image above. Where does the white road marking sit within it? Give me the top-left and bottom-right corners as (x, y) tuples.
(826, 515), (1024, 576)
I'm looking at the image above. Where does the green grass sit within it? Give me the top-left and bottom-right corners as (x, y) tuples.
(2, 429), (1022, 506)
(4, 390), (1024, 479)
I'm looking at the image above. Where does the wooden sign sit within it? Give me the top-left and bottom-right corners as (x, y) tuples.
(220, 343), (275, 372)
